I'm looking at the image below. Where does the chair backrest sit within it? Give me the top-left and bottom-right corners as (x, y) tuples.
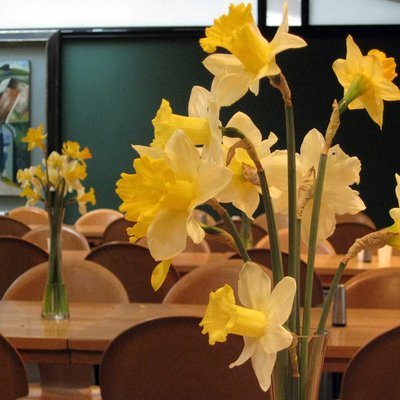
(207, 219), (268, 252)
(340, 325), (400, 400)
(163, 259), (271, 305)
(22, 225), (91, 251)
(344, 267), (400, 309)
(0, 333), (29, 400)
(2, 258), (129, 392)
(75, 208), (123, 228)
(9, 205), (49, 225)
(85, 242), (179, 302)
(3, 258), (129, 303)
(335, 212), (376, 230)
(229, 248), (324, 306)
(101, 217), (132, 243)
(99, 316), (267, 400)
(255, 229), (336, 255)
(253, 212), (289, 232)
(327, 222), (376, 254)
(0, 216), (31, 237)
(0, 236), (48, 298)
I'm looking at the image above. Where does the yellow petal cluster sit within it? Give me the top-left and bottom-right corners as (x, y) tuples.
(17, 125), (95, 213)
(333, 35), (400, 128)
(21, 124), (47, 151)
(151, 99), (211, 149)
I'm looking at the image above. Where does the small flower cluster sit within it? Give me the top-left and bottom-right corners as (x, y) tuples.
(17, 124), (96, 214)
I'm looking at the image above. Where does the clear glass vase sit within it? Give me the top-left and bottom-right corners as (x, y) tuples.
(270, 330), (328, 400)
(41, 206), (69, 320)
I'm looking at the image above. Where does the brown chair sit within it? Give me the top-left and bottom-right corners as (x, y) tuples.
(340, 325), (400, 400)
(101, 217), (132, 243)
(3, 258), (129, 303)
(9, 206), (49, 225)
(344, 267), (400, 309)
(0, 333), (29, 400)
(253, 212), (289, 232)
(0, 236), (48, 298)
(229, 248), (324, 306)
(327, 222), (376, 254)
(85, 242), (180, 302)
(207, 218), (268, 252)
(335, 212), (376, 230)
(99, 316), (267, 400)
(75, 208), (123, 229)
(3, 258), (129, 397)
(0, 215), (31, 237)
(255, 229), (336, 255)
(22, 225), (90, 251)
(163, 259), (271, 305)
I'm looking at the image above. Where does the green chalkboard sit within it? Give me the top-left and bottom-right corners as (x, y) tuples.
(60, 30), (400, 228)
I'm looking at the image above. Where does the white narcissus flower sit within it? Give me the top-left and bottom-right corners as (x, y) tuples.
(263, 129), (365, 243)
(200, 261), (296, 391)
(200, 2), (306, 106)
(116, 130), (232, 290)
(216, 112), (278, 218)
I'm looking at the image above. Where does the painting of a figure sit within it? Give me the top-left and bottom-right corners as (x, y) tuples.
(0, 61), (30, 186)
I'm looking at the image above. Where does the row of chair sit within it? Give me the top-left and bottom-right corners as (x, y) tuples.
(3, 206), (379, 254)
(2, 234), (400, 310)
(1, 315), (398, 400)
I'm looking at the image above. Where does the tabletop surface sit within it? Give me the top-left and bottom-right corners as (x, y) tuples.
(1, 300), (399, 372)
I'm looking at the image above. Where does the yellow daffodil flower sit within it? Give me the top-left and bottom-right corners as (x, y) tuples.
(333, 35), (400, 128)
(62, 141), (92, 161)
(116, 131), (232, 290)
(21, 124), (47, 151)
(200, 262), (296, 391)
(77, 187), (96, 214)
(263, 129), (365, 243)
(217, 112), (278, 217)
(151, 99), (212, 149)
(200, 2), (306, 106)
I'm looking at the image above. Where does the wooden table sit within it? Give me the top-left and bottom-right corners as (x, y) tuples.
(172, 252), (400, 287)
(1, 300), (399, 373)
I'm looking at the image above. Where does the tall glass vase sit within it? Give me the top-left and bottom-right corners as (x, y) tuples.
(42, 205), (69, 320)
(270, 330), (328, 400)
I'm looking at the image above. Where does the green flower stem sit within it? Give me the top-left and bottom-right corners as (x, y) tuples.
(299, 153), (327, 400)
(288, 218), (301, 335)
(317, 262), (346, 334)
(221, 212), (250, 263)
(257, 168), (283, 284)
(207, 199), (250, 263)
(302, 153), (327, 336)
(285, 103), (300, 335)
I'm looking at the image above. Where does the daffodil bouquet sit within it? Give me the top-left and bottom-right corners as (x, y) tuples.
(17, 124), (96, 319)
(17, 124), (96, 214)
(116, 2), (400, 398)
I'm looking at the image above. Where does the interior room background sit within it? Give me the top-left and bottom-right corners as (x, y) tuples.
(1, 0), (399, 229)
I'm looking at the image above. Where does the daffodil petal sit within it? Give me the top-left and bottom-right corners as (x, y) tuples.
(229, 336), (257, 368)
(147, 209), (188, 260)
(151, 259), (172, 291)
(238, 262), (271, 310)
(266, 277), (296, 324)
(250, 342), (276, 392)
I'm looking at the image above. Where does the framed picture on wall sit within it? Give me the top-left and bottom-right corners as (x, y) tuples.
(0, 30), (60, 201)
